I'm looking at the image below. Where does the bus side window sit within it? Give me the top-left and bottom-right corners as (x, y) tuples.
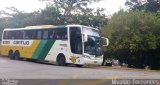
(55, 28), (67, 40)
(8, 31), (14, 39)
(3, 31), (8, 39)
(24, 31), (30, 39)
(11, 31), (16, 39)
(42, 30), (49, 39)
(55, 29), (60, 39)
(31, 30), (36, 39)
(37, 30), (42, 39)
(22, 31), (26, 39)
(21, 31), (25, 39)
(15, 31), (23, 39)
(49, 29), (55, 39)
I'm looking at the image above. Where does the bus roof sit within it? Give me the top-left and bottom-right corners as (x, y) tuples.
(3, 24), (98, 31)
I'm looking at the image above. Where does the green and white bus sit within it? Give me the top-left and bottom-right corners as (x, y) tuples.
(1, 25), (109, 66)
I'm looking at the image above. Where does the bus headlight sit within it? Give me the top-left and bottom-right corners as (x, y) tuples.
(82, 55), (91, 59)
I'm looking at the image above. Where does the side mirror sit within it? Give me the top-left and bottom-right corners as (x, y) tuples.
(101, 37), (109, 46)
(83, 34), (88, 42)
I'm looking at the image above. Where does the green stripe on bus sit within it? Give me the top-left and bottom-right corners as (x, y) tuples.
(38, 40), (55, 61)
(32, 40), (47, 59)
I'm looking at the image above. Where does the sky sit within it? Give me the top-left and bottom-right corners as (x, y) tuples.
(91, 0), (126, 15)
(0, 0), (126, 15)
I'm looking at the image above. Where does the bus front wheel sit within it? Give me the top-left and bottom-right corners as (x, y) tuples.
(76, 64), (83, 67)
(57, 54), (66, 66)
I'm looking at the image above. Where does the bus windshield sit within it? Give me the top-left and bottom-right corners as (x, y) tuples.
(83, 27), (103, 57)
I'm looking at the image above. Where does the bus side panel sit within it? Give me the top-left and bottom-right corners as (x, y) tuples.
(22, 40), (40, 58)
(31, 40), (48, 59)
(1, 40), (40, 59)
(45, 40), (71, 63)
(32, 40), (55, 61)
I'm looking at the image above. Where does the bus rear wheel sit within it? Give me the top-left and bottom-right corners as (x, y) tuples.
(8, 50), (14, 60)
(57, 54), (66, 66)
(14, 51), (20, 60)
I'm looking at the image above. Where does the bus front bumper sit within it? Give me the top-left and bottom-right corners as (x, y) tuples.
(82, 58), (103, 65)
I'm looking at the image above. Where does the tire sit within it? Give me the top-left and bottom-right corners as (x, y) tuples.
(57, 54), (66, 66)
(8, 50), (14, 60)
(76, 64), (83, 67)
(102, 56), (105, 66)
(14, 51), (20, 60)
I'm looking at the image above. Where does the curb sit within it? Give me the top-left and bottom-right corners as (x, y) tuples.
(96, 66), (160, 72)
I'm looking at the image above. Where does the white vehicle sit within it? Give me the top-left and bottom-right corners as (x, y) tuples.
(1, 25), (109, 67)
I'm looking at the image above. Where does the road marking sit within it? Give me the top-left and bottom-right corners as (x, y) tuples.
(77, 76), (120, 85)
(58, 72), (79, 85)
(59, 80), (70, 85)
(77, 79), (110, 85)
(71, 72), (79, 79)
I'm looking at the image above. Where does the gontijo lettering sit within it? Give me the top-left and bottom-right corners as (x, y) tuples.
(13, 41), (29, 45)
(3, 41), (30, 45)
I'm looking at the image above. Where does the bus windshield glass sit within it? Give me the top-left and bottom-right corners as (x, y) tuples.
(83, 27), (103, 57)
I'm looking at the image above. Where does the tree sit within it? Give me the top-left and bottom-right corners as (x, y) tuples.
(42, 0), (102, 24)
(0, 7), (39, 29)
(101, 10), (160, 69)
(72, 8), (108, 27)
(125, 0), (160, 12)
(37, 5), (64, 25)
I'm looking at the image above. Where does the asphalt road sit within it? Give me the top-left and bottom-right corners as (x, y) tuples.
(0, 57), (159, 85)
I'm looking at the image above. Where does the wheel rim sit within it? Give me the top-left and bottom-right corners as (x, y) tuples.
(58, 56), (66, 66)
(14, 52), (20, 60)
(15, 54), (19, 60)
(9, 52), (14, 59)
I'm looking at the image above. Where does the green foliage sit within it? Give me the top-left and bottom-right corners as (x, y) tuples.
(72, 8), (107, 27)
(45, 0), (102, 24)
(101, 10), (160, 69)
(126, 0), (160, 12)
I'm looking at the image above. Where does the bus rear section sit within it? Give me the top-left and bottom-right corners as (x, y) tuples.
(1, 25), (68, 61)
